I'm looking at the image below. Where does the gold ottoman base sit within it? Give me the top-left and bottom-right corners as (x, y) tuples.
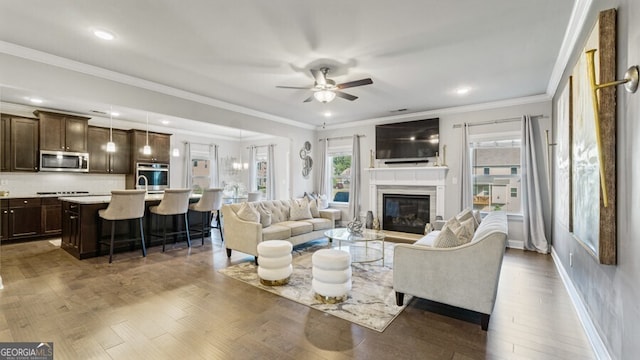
(314, 292), (348, 304)
(259, 277), (290, 286)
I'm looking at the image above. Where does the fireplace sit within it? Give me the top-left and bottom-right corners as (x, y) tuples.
(382, 194), (430, 234)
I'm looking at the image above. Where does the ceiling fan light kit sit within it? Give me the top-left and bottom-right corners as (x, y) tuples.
(314, 90), (336, 103)
(277, 67), (373, 103)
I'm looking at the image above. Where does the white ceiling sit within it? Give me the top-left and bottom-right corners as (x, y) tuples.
(0, 0), (575, 134)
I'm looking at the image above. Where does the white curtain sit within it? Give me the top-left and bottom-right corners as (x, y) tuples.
(318, 139), (329, 198)
(211, 145), (219, 187)
(521, 115), (549, 253)
(348, 135), (361, 221)
(248, 146), (257, 192)
(184, 142), (192, 188)
(460, 124), (472, 210)
(267, 144), (276, 200)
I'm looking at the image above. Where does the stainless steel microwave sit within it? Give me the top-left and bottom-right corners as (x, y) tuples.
(39, 150), (89, 172)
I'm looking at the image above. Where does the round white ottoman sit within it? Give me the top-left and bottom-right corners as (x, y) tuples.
(312, 249), (352, 303)
(257, 240), (293, 286)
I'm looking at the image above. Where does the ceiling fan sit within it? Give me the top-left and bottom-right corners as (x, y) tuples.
(277, 67), (373, 103)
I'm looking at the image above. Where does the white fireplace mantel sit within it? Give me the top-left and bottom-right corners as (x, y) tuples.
(365, 166), (448, 220)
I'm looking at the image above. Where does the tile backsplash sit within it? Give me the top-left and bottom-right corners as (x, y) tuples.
(0, 173), (125, 197)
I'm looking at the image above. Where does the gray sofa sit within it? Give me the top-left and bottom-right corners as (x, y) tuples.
(222, 200), (339, 261)
(393, 211), (508, 330)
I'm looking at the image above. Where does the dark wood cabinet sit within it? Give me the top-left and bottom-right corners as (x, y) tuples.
(41, 197), (62, 235)
(0, 199), (8, 241)
(61, 200), (82, 256)
(0, 115), (10, 172)
(130, 129), (171, 164)
(7, 198), (42, 238)
(1, 114), (38, 172)
(88, 126), (131, 174)
(35, 110), (89, 152)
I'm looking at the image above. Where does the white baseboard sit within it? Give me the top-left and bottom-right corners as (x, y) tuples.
(507, 239), (523, 249)
(551, 247), (611, 360)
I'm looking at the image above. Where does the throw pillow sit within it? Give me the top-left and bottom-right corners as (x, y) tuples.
(456, 218), (475, 244)
(256, 203), (272, 228)
(236, 202), (260, 223)
(309, 198), (320, 218)
(317, 194), (329, 209)
(457, 208), (473, 222)
(445, 216), (461, 231)
(290, 199), (312, 220)
(433, 226), (463, 248)
(472, 210), (482, 226)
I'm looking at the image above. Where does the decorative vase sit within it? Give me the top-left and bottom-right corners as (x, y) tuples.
(347, 218), (363, 234)
(372, 218), (380, 231)
(365, 211), (374, 229)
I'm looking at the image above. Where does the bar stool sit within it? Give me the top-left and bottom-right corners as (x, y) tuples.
(188, 188), (224, 245)
(149, 188), (192, 252)
(97, 190), (147, 264)
(247, 192), (262, 202)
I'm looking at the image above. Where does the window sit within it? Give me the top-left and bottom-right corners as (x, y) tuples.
(471, 134), (521, 214)
(329, 153), (351, 203)
(255, 157), (267, 197)
(191, 158), (211, 194)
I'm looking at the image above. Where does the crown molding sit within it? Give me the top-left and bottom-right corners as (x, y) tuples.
(320, 94), (551, 130)
(0, 41), (316, 131)
(546, 0), (594, 97)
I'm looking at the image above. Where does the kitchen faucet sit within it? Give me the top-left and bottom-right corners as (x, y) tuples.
(137, 175), (149, 192)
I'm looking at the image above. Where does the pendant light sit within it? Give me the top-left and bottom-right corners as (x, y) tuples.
(106, 106), (116, 153)
(143, 113), (152, 155)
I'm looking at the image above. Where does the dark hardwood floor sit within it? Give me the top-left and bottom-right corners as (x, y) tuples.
(0, 234), (595, 359)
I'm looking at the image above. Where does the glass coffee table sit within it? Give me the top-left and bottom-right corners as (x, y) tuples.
(324, 228), (386, 265)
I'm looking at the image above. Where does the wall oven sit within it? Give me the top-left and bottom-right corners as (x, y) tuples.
(40, 150), (89, 172)
(136, 162), (169, 192)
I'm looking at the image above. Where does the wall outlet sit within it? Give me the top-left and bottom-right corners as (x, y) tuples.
(570, 252), (573, 267)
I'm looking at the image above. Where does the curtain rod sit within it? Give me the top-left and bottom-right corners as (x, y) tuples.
(246, 144), (277, 149)
(452, 114), (547, 128)
(318, 134), (366, 142)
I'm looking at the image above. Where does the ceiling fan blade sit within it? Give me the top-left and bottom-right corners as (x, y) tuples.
(310, 69), (326, 86)
(276, 85), (313, 89)
(303, 95), (314, 103)
(335, 91), (358, 101)
(337, 78), (373, 89)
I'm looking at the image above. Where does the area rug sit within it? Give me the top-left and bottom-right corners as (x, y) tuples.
(219, 241), (411, 332)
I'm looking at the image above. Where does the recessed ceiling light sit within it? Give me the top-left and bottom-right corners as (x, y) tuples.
(161, 120), (170, 125)
(455, 87), (471, 95)
(110, 111), (120, 117)
(323, 111), (332, 118)
(29, 98), (43, 104)
(93, 29), (115, 41)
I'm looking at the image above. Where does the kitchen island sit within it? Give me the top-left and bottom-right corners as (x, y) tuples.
(59, 193), (206, 259)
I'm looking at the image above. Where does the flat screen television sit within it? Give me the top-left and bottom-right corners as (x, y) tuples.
(375, 118), (439, 160)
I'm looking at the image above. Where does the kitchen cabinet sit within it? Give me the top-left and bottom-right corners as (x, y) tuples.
(35, 110), (89, 153)
(0, 199), (7, 240)
(129, 129), (171, 164)
(5, 115), (39, 172)
(61, 200), (82, 256)
(6, 198), (42, 238)
(88, 126), (131, 174)
(41, 197), (62, 235)
(0, 115), (10, 172)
